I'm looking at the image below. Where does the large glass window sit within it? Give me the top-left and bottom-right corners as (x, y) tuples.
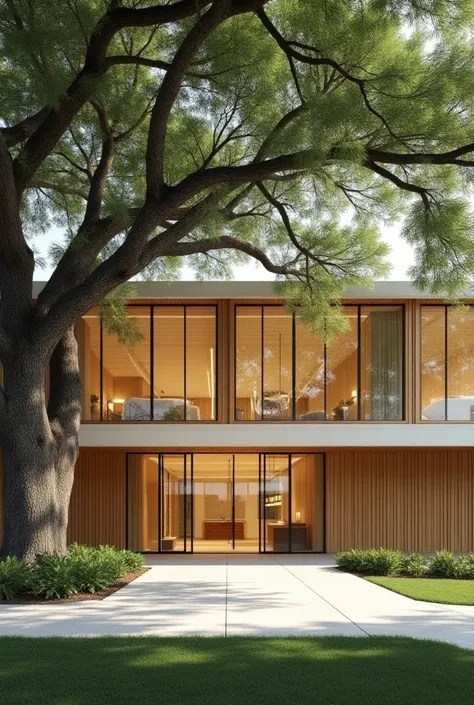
(421, 305), (474, 420)
(235, 305), (405, 421)
(360, 306), (404, 420)
(80, 304), (217, 421)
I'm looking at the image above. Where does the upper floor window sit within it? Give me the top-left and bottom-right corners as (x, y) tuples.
(421, 305), (474, 421)
(78, 305), (217, 421)
(235, 305), (404, 421)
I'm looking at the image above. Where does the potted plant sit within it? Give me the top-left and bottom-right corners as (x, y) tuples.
(332, 397), (355, 420)
(89, 394), (100, 420)
(162, 404), (186, 421)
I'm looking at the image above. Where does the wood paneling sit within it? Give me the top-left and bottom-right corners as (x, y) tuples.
(67, 451), (126, 548)
(326, 450), (474, 553)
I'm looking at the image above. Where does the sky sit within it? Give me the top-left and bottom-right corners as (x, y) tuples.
(34, 222), (415, 282)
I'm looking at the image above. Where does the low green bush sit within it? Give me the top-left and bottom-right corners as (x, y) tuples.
(0, 545), (144, 602)
(30, 555), (79, 599)
(456, 554), (474, 579)
(428, 551), (459, 578)
(405, 553), (428, 578)
(337, 548), (474, 579)
(0, 557), (31, 601)
(336, 548), (404, 576)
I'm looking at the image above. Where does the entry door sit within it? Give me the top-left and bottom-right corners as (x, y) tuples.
(159, 454), (192, 552)
(260, 453), (325, 553)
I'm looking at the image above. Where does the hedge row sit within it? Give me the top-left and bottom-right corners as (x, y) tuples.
(0, 544), (144, 601)
(336, 549), (474, 578)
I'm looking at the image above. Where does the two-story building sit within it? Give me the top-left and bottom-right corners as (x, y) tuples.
(6, 280), (474, 554)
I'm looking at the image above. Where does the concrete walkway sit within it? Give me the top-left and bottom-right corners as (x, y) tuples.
(1, 554), (474, 647)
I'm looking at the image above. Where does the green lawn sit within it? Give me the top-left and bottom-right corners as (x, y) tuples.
(1, 637), (474, 705)
(366, 576), (474, 605)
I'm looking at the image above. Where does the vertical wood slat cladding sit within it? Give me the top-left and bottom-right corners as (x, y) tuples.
(326, 450), (474, 553)
(67, 451), (126, 548)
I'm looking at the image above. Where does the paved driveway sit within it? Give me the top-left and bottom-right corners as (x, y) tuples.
(1, 554), (474, 648)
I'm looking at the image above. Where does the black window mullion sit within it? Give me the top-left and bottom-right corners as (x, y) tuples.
(445, 306), (448, 420)
(158, 454), (162, 552)
(232, 455), (235, 550)
(183, 454), (187, 553)
(260, 306), (264, 421)
(190, 453), (194, 553)
(292, 314), (296, 420)
(357, 305), (361, 421)
(184, 306), (187, 421)
(99, 316), (103, 421)
(258, 453), (262, 552)
(150, 305), (154, 421)
(288, 453), (292, 552)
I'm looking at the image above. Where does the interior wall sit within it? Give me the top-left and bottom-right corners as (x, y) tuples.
(326, 449), (474, 553)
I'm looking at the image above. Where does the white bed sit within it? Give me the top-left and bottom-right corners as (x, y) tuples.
(422, 397), (474, 421)
(122, 397), (200, 420)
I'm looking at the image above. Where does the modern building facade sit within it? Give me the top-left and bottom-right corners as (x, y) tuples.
(3, 281), (474, 554)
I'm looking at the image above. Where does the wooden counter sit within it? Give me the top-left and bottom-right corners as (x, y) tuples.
(203, 521), (245, 540)
(267, 523), (307, 551)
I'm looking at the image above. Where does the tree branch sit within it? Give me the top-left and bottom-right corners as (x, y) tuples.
(145, 0), (234, 199)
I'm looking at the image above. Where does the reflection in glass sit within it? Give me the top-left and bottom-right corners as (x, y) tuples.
(360, 306), (403, 420)
(234, 455), (259, 552)
(154, 306), (185, 420)
(295, 322), (325, 420)
(235, 306), (262, 420)
(263, 307), (293, 420)
(326, 307), (358, 420)
(77, 309), (101, 420)
(421, 307), (446, 420)
(185, 307), (216, 420)
(447, 307), (474, 419)
(160, 455), (186, 552)
(103, 306), (151, 421)
(264, 455), (290, 551)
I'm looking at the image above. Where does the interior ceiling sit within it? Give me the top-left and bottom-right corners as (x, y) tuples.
(147, 454), (308, 480)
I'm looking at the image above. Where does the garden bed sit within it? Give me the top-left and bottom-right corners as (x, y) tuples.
(0, 544), (146, 603)
(0, 568), (149, 605)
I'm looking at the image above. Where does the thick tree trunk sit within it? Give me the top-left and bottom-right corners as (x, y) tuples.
(1, 331), (80, 561)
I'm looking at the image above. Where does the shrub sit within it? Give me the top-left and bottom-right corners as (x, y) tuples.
(67, 544), (144, 594)
(0, 557), (31, 601)
(336, 548), (404, 576)
(428, 551), (459, 578)
(404, 553), (428, 578)
(30, 555), (78, 599)
(454, 554), (474, 580)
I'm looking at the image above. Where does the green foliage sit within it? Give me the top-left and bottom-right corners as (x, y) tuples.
(338, 549), (474, 579)
(30, 555), (79, 599)
(162, 405), (185, 421)
(0, 545), (143, 602)
(336, 548), (405, 576)
(0, 557), (31, 601)
(3, 0), (474, 333)
(404, 553), (428, 578)
(428, 550), (459, 578)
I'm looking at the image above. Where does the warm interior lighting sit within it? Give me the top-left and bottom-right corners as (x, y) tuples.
(113, 399), (125, 404)
(295, 511), (301, 522)
(351, 390), (357, 399)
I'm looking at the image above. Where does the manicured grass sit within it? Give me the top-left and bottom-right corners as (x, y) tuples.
(367, 576), (474, 605)
(1, 637), (474, 704)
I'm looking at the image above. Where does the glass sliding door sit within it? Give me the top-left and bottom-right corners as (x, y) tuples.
(233, 455), (259, 552)
(127, 452), (325, 553)
(160, 454), (191, 552)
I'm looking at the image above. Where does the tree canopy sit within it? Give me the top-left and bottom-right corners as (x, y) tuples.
(2, 0), (474, 343)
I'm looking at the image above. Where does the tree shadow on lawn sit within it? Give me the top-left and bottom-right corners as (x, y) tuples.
(0, 636), (473, 705)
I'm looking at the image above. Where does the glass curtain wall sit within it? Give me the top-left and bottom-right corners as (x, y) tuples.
(235, 305), (404, 421)
(421, 305), (474, 420)
(127, 453), (324, 553)
(80, 305), (217, 421)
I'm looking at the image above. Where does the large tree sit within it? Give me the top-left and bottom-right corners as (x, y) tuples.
(1, 0), (474, 559)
